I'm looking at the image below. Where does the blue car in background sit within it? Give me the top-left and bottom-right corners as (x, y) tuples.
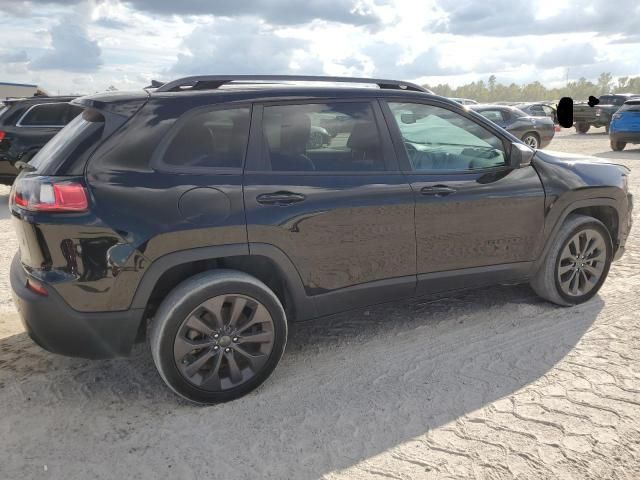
(610, 99), (640, 151)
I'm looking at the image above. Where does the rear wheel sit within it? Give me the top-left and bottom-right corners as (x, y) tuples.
(611, 140), (626, 151)
(149, 270), (287, 404)
(531, 215), (612, 306)
(575, 122), (591, 134)
(522, 132), (540, 149)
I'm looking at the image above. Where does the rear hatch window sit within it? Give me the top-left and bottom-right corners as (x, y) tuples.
(619, 102), (640, 113)
(28, 109), (105, 175)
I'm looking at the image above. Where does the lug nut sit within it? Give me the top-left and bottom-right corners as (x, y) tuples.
(214, 345), (219, 350)
(233, 337), (238, 342)
(225, 348), (231, 353)
(213, 333), (219, 339)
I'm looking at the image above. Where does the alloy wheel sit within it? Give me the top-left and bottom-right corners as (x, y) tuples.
(524, 135), (539, 148)
(173, 294), (275, 391)
(557, 228), (607, 297)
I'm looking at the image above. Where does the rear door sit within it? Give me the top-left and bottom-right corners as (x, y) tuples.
(382, 99), (545, 295)
(243, 99), (416, 316)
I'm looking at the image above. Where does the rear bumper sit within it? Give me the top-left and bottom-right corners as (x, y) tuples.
(10, 254), (144, 359)
(610, 132), (640, 144)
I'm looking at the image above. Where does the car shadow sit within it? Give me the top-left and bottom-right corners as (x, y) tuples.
(595, 147), (640, 159)
(0, 284), (603, 479)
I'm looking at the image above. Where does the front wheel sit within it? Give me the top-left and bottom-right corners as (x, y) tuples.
(531, 215), (612, 306)
(611, 140), (626, 151)
(149, 270), (288, 404)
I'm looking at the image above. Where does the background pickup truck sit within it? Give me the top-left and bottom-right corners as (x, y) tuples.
(574, 93), (640, 133)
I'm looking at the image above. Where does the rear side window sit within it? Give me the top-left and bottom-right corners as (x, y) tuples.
(18, 103), (81, 127)
(477, 110), (505, 122)
(159, 107), (250, 171)
(261, 102), (386, 172)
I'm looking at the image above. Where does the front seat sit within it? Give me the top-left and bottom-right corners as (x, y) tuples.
(269, 112), (315, 172)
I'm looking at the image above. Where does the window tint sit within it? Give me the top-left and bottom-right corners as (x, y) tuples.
(29, 109), (104, 174)
(161, 107), (250, 170)
(388, 102), (507, 172)
(20, 103), (71, 127)
(477, 110), (504, 122)
(262, 102), (385, 172)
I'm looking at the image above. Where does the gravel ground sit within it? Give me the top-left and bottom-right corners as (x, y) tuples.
(1, 127), (639, 479)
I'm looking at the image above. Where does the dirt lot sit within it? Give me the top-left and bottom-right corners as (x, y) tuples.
(1, 127), (639, 480)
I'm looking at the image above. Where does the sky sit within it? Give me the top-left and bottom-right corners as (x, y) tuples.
(0, 0), (639, 95)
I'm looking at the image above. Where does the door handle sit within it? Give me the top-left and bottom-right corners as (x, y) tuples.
(256, 191), (306, 206)
(420, 185), (456, 197)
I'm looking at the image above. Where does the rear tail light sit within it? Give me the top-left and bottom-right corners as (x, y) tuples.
(26, 278), (48, 296)
(11, 177), (88, 213)
(0, 131), (5, 142)
(612, 113), (622, 121)
(595, 108), (602, 117)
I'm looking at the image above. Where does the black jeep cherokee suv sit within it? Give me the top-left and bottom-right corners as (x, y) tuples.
(9, 75), (633, 404)
(0, 96), (81, 184)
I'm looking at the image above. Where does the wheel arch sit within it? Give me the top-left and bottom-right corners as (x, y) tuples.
(534, 198), (621, 272)
(131, 243), (316, 325)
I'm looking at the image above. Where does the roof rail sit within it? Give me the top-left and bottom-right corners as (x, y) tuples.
(155, 75), (432, 94)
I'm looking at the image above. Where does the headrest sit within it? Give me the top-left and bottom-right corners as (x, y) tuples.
(280, 112), (311, 153)
(347, 122), (379, 151)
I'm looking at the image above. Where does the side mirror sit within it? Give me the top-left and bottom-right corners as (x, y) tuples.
(510, 142), (535, 168)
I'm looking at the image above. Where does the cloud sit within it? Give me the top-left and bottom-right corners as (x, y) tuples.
(432, 0), (640, 37)
(0, 0), (83, 14)
(31, 21), (102, 72)
(0, 50), (29, 63)
(535, 43), (597, 69)
(170, 18), (324, 76)
(364, 42), (464, 78)
(123, 0), (379, 25)
(94, 17), (130, 29)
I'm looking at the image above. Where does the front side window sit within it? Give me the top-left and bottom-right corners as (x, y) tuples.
(19, 103), (71, 127)
(160, 107), (250, 170)
(261, 102), (385, 172)
(388, 102), (507, 172)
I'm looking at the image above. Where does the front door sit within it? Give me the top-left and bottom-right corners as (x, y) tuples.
(244, 99), (416, 316)
(382, 100), (546, 295)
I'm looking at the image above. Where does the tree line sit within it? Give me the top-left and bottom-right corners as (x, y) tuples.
(424, 73), (640, 103)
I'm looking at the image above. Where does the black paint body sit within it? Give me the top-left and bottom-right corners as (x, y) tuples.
(9, 87), (633, 358)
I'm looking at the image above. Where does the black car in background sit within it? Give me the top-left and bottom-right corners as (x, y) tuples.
(574, 93), (640, 133)
(0, 96), (81, 184)
(470, 104), (555, 149)
(9, 75), (632, 404)
(516, 102), (558, 124)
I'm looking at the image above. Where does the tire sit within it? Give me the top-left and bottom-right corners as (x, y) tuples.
(149, 270), (288, 404)
(611, 140), (626, 151)
(522, 132), (540, 149)
(575, 122), (591, 134)
(531, 214), (612, 306)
